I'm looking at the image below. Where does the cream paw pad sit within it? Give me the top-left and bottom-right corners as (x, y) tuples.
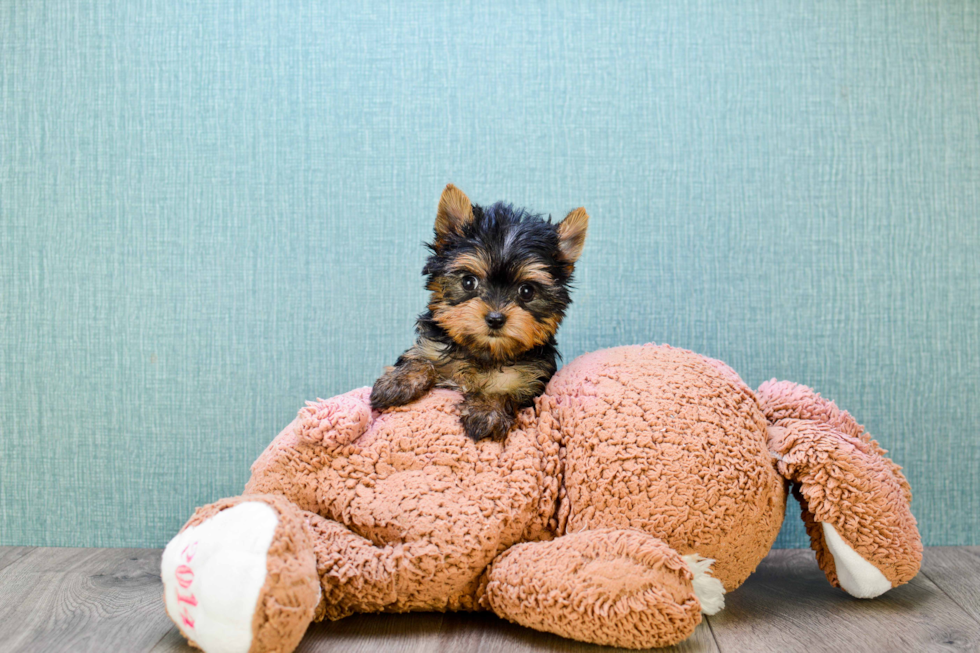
(161, 502), (279, 653)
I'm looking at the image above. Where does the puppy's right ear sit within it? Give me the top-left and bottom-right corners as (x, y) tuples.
(556, 207), (589, 264)
(434, 184), (474, 245)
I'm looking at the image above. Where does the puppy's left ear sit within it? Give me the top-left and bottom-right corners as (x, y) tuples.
(557, 208), (589, 264)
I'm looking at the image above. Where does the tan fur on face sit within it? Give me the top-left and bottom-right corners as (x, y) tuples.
(425, 277), (450, 312)
(433, 297), (493, 349)
(513, 260), (553, 285)
(448, 251), (491, 278)
(433, 298), (559, 361)
(497, 304), (560, 353)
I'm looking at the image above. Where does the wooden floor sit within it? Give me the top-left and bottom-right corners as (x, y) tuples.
(0, 546), (977, 653)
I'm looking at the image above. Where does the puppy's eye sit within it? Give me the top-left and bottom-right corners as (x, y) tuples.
(461, 275), (478, 292)
(518, 283), (535, 302)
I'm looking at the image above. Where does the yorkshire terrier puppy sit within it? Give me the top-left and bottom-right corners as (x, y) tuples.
(370, 184), (588, 441)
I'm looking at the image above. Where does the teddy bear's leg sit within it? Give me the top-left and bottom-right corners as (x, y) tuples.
(163, 493), (465, 653)
(161, 494), (321, 653)
(481, 528), (723, 649)
(757, 380), (922, 598)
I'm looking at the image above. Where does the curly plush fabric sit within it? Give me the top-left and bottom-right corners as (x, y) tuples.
(162, 344), (921, 653)
(245, 387), (561, 614)
(757, 380), (922, 588)
(546, 345), (787, 589)
(484, 528), (702, 648)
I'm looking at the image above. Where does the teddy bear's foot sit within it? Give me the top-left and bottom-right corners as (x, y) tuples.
(482, 528), (719, 649)
(758, 380), (922, 597)
(820, 521), (892, 598)
(161, 495), (320, 653)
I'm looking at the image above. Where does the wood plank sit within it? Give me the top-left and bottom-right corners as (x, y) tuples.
(147, 627), (192, 653)
(0, 547), (174, 653)
(151, 612), (449, 653)
(921, 546), (980, 626)
(0, 546), (35, 573)
(0, 546), (134, 575)
(708, 548), (980, 653)
(154, 606), (718, 653)
(8, 546), (980, 653)
(435, 610), (718, 653)
(299, 612), (444, 652)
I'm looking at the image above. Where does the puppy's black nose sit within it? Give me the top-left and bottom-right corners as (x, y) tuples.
(485, 312), (506, 330)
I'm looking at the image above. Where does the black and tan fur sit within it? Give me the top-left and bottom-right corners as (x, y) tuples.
(370, 184), (588, 441)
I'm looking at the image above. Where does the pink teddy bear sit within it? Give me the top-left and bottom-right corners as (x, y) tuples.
(161, 344), (921, 652)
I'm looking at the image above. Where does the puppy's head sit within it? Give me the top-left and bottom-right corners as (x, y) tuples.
(422, 184), (588, 362)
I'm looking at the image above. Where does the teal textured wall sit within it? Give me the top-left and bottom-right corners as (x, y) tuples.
(1, 1), (978, 549)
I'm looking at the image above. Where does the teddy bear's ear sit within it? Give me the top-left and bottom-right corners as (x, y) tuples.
(557, 207), (589, 264)
(434, 183), (474, 245)
(297, 392), (372, 448)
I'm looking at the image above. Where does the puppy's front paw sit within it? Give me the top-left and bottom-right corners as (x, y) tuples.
(370, 363), (435, 410)
(460, 399), (516, 441)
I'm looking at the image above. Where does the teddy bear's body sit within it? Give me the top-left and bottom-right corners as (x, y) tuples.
(544, 345), (786, 589)
(161, 345), (921, 653)
(247, 386), (559, 616)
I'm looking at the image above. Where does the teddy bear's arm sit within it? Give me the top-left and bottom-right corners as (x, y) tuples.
(302, 512), (398, 619)
(760, 380), (922, 597)
(303, 511), (492, 618)
(481, 528), (719, 650)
